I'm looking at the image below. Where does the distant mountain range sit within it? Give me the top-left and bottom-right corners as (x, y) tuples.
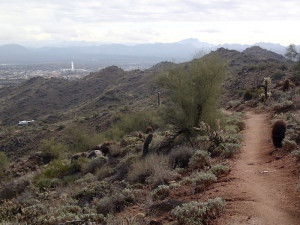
(0, 39), (297, 68)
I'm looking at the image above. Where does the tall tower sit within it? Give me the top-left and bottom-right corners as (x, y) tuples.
(71, 61), (74, 71)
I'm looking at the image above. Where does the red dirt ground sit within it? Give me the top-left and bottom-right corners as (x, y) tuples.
(118, 112), (300, 225)
(209, 111), (300, 225)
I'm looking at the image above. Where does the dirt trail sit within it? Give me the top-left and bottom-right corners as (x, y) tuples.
(213, 111), (300, 225)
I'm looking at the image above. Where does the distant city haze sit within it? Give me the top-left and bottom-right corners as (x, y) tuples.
(0, 0), (299, 46)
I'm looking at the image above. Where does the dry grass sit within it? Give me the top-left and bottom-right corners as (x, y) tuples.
(127, 154), (178, 187)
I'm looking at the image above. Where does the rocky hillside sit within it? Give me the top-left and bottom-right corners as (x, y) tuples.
(0, 66), (160, 126)
(0, 46), (292, 125)
(215, 46), (291, 97)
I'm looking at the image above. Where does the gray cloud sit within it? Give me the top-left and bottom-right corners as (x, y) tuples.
(0, 0), (299, 44)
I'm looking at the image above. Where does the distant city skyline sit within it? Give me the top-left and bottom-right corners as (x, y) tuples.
(1, 0), (300, 46)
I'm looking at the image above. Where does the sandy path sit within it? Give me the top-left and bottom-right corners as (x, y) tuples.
(213, 112), (300, 225)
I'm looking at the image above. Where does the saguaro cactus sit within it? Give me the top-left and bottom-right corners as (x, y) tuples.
(263, 77), (271, 99)
(157, 92), (161, 106)
(272, 119), (287, 148)
(283, 79), (290, 92)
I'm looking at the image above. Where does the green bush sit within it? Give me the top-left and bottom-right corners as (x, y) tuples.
(37, 203), (105, 224)
(291, 149), (300, 161)
(282, 139), (297, 151)
(40, 139), (67, 163)
(224, 115), (246, 132)
(272, 69), (285, 80)
(96, 189), (135, 215)
(34, 160), (83, 190)
(156, 54), (227, 134)
(217, 143), (240, 158)
(64, 128), (92, 153)
(210, 164), (230, 177)
(84, 156), (108, 174)
(151, 185), (170, 201)
(74, 181), (109, 200)
(273, 101), (294, 113)
(182, 172), (217, 192)
(171, 198), (226, 225)
(188, 150), (211, 169)
(107, 109), (162, 140)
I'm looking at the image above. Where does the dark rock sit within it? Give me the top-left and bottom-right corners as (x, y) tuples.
(86, 150), (102, 159)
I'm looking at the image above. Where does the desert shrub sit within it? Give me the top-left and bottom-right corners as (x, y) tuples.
(96, 163), (115, 180)
(218, 143), (240, 158)
(84, 156), (108, 174)
(171, 198), (226, 225)
(96, 189), (135, 215)
(272, 89), (283, 101)
(34, 160), (81, 190)
(227, 100), (241, 109)
(74, 180), (110, 200)
(188, 150), (211, 169)
(74, 173), (96, 186)
(108, 143), (123, 157)
(291, 149), (300, 161)
(293, 60), (300, 78)
(35, 177), (62, 190)
(227, 133), (243, 144)
(169, 146), (195, 168)
(272, 69), (285, 80)
(243, 87), (264, 101)
(40, 139), (67, 163)
(272, 120), (287, 148)
(282, 139), (297, 151)
(210, 164), (230, 177)
(0, 152), (9, 175)
(0, 199), (20, 222)
(156, 54), (227, 135)
(64, 128), (91, 153)
(273, 101), (294, 113)
(182, 172), (217, 192)
(21, 203), (47, 223)
(151, 185), (170, 201)
(286, 128), (300, 144)
(127, 154), (177, 187)
(107, 109), (161, 140)
(0, 175), (32, 201)
(224, 117), (246, 132)
(37, 203), (105, 224)
(224, 125), (239, 134)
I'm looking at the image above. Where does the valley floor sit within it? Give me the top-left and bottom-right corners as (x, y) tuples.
(212, 112), (300, 225)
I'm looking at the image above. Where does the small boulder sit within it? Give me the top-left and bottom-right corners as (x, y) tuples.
(87, 150), (102, 159)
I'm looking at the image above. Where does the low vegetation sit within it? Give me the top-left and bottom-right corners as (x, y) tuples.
(171, 198), (226, 225)
(0, 51), (250, 224)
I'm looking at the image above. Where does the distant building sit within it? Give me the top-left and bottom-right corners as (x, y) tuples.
(18, 120), (34, 125)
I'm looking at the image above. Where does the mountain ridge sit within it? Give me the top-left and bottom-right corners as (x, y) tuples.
(0, 40), (297, 67)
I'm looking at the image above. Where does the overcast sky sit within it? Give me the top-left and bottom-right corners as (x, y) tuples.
(1, 0), (300, 46)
